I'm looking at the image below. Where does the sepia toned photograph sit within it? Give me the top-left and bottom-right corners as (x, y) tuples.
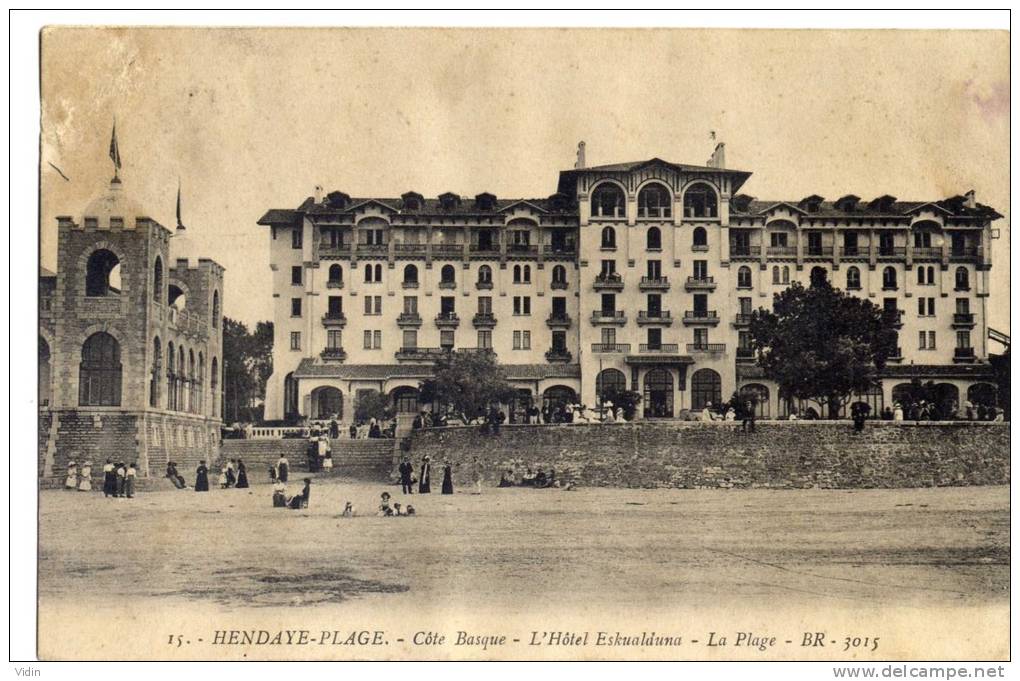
(26, 18), (1009, 664)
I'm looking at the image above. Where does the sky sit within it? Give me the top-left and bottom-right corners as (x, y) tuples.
(40, 27), (1010, 332)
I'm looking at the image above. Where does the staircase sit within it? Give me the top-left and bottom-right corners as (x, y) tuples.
(220, 437), (397, 483)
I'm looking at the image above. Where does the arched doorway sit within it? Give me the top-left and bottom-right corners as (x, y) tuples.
(39, 337), (51, 407)
(933, 383), (960, 419)
(967, 382), (998, 408)
(691, 368), (722, 411)
(312, 386), (343, 420)
(508, 389), (534, 424)
(391, 386), (420, 414)
(739, 383), (770, 418)
(643, 368), (674, 418)
(543, 385), (577, 411)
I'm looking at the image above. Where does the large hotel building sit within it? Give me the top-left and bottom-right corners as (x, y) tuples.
(257, 149), (1002, 423)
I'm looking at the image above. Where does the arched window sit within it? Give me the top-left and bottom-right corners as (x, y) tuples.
(601, 226), (616, 249)
(328, 264), (343, 285)
(375, 264), (383, 281)
(85, 249), (121, 296)
(782, 266), (790, 284)
(846, 266), (861, 290)
(810, 266), (828, 287)
(596, 368), (628, 401)
(916, 267), (925, 285)
(523, 265), (531, 283)
(152, 256), (163, 303)
(211, 290), (220, 328)
(513, 265), (522, 283)
(477, 265), (492, 284)
(591, 183), (625, 218)
(198, 352), (205, 414)
(737, 266), (752, 288)
(403, 264), (418, 285)
(683, 183), (718, 219)
(166, 341), (176, 411)
(967, 383), (997, 408)
(178, 347), (187, 413)
(646, 226), (662, 250)
(440, 264), (456, 284)
(39, 337), (51, 407)
(364, 264), (373, 281)
(79, 332), (121, 406)
(391, 386), (420, 414)
(150, 336), (161, 408)
(638, 183), (672, 219)
(882, 266), (897, 290)
(955, 267), (970, 290)
(739, 383), (770, 419)
(211, 357), (220, 418)
(692, 226), (708, 248)
(552, 265), (567, 284)
(691, 368), (722, 411)
(168, 284), (186, 309)
(772, 266), (780, 285)
(188, 350), (197, 414)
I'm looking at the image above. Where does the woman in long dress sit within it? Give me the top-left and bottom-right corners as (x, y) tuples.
(78, 461), (92, 492)
(276, 455), (289, 483)
(102, 459), (116, 497)
(195, 461), (210, 492)
(125, 462), (137, 499)
(225, 460), (237, 487)
(235, 459), (249, 488)
(65, 461), (78, 490)
(441, 462), (454, 495)
(418, 455), (432, 494)
(115, 462), (126, 497)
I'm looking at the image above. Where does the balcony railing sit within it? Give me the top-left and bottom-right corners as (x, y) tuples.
(319, 246), (352, 257)
(591, 343), (631, 353)
(684, 276), (716, 291)
(637, 310), (673, 325)
(734, 313), (753, 326)
(321, 312), (347, 327)
(729, 246), (760, 258)
(546, 313), (572, 329)
(472, 312), (497, 328)
(954, 347), (976, 361)
(593, 273), (624, 291)
(766, 246), (796, 257)
(507, 244), (539, 256)
(682, 310), (720, 325)
(877, 246), (906, 258)
(637, 207), (672, 219)
(394, 243), (427, 255)
(883, 309), (905, 328)
(591, 310), (627, 325)
(325, 279), (344, 289)
(469, 244), (499, 254)
(736, 347), (755, 360)
(912, 247), (942, 259)
(432, 243), (463, 255)
(438, 280), (457, 289)
(839, 246), (865, 257)
(952, 312), (976, 327)
(395, 346), (449, 361)
(687, 343), (726, 353)
(358, 243), (389, 254)
(639, 343), (679, 353)
(401, 280), (419, 289)
(545, 349), (573, 363)
(435, 312), (460, 327)
(543, 245), (577, 256)
(475, 280), (493, 290)
(638, 276), (670, 291)
(397, 312), (422, 327)
(320, 348), (347, 361)
(550, 280), (569, 290)
(805, 246), (834, 257)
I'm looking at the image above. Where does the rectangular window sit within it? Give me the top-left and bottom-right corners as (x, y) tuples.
(328, 296), (342, 315)
(601, 327), (616, 346)
(600, 260), (616, 276)
(918, 297), (935, 316)
(513, 296), (531, 315)
(928, 331), (936, 349)
(373, 330), (382, 349)
(364, 330), (373, 349)
(843, 232), (858, 254)
(292, 228), (303, 249)
(956, 330), (971, 349)
(513, 331), (521, 350)
(693, 260), (708, 279)
(647, 259), (662, 279)
(739, 297), (752, 315)
(478, 296), (492, 314)
(290, 331), (301, 350)
(440, 329), (455, 349)
(521, 331), (531, 350)
(601, 293), (616, 315)
(647, 293), (662, 315)
(402, 330), (417, 348)
(403, 296), (417, 314)
(879, 232), (895, 254)
(808, 232), (822, 255)
(291, 265), (303, 285)
(291, 298), (302, 317)
(693, 293), (708, 313)
(552, 297), (567, 315)
(770, 232), (788, 248)
(955, 298), (970, 314)
(647, 327), (662, 348)
(914, 232), (932, 248)
(364, 296), (382, 315)
(441, 296), (455, 314)
(327, 330), (342, 349)
(738, 330), (751, 350)
(694, 328), (709, 346)
(919, 331), (937, 350)
(552, 330), (567, 351)
(478, 330), (492, 349)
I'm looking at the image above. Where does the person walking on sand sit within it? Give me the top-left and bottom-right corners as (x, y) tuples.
(441, 461), (454, 495)
(195, 461), (210, 492)
(235, 459), (249, 489)
(102, 459), (116, 497)
(65, 461), (78, 490)
(78, 461), (93, 492)
(418, 455), (432, 494)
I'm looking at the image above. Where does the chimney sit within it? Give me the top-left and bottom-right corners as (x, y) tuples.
(574, 141), (586, 169)
(314, 184), (324, 204)
(707, 142), (726, 169)
(965, 190), (976, 209)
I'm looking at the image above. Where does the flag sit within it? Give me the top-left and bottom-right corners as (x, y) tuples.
(109, 121), (122, 171)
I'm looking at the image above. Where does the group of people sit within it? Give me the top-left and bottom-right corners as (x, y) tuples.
(63, 460), (94, 493)
(397, 455), (455, 495)
(306, 433), (334, 473)
(348, 418), (393, 439)
(376, 491), (416, 517)
(95, 459), (137, 498)
(499, 466), (558, 489)
(217, 459), (249, 489)
(874, 400), (1004, 422)
(273, 476), (312, 509)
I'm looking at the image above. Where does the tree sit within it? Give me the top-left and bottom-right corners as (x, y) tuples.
(418, 350), (517, 422)
(749, 280), (898, 419)
(222, 318), (274, 423)
(354, 390), (392, 423)
(990, 349), (1010, 419)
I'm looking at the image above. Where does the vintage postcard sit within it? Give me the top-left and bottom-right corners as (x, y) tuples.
(34, 25), (1009, 662)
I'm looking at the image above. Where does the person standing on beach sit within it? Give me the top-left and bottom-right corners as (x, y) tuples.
(65, 461), (78, 490)
(441, 461), (454, 495)
(235, 459), (249, 488)
(195, 461), (210, 492)
(418, 455), (432, 494)
(125, 462), (137, 498)
(276, 454), (289, 483)
(78, 461), (92, 492)
(102, 459), (116, 497)
(398, 457), (414, 495)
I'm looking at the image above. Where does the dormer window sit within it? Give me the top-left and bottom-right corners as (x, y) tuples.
(475, 192), (497, 211)
(869, 195), (897, 212)
(834, 195), (861, 212)
(401, 191), (424, 211)
(326, 191), (350, 209)
(439, 192), (461, 210)
(798, 195), (824, 213)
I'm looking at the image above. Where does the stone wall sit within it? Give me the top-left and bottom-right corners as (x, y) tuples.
(405, 421), (1010, 489)
(220, 437), (396, 480)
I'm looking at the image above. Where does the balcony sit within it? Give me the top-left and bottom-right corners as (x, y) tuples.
(954, 347), (976, 362)
(591, 343), (631, 353)
(545, 348), (573, 363)
(593, 273), (624, 291)
(839, 246), (866, 258)
(401, 280), (419, 289)
(475, 280), (493, 290)
(952, 312), (976, 328)
(591, 310), (627, 326)
(396, 312), (422, 327)
(805, 246), (834, 258)
(395, 346), (449, 361)
(636, 310), (673, 326)
(877, 247), (906, 259)
(432, 243), (464, 256)
(912, 247), (942, 260)
(736, 347), (755, 361)
(637, 207), (672, 219)
(394, 243), (427, 256)
(319, 245), (352, 258)
(638, 343), (679, 354)
(320, 348), (347, 362)
(543, 245), (576, 257)
(684, 276), (716, 292)
(472, 312), (497, 328)
(507, 244), (539, 257)
(545, 313), (572, 329)
(766, 246), (797, 257)
(687, 342), (726, 354)
(469, 244), (499, 255)
(359, 243), (389, 255)
(950, 246), (981, 261)
(733, 313), (752, 326)
(435, 312), (460, 328)
(438, 280), (457, 290)
(887, 347), (903, 363)
(883, 309), (904, 329)
(682, 310), (720, 326)
(550, 280), (569, 290)
(638, 276), (670, 291)
(729, 246), (760, 259)
(325, 279), (344, 289)
(321, 312), (347, 327)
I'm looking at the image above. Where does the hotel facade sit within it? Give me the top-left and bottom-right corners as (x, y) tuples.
(257, 151), (1002, 423)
